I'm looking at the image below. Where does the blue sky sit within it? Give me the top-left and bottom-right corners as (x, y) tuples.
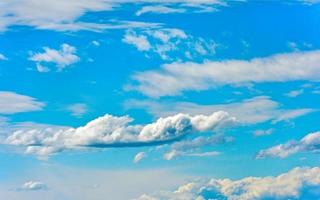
(1, 0), (320, 199)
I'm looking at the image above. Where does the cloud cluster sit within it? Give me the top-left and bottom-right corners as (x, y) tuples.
(3, 111), (235, 156)
(128, 50), (320, 97)
(122, 28), (216, 61)
(29, 43), (80, 72)
(135, 167), (320, 200)
(256, 131), (320, 158)
(0, 91), (45, 114)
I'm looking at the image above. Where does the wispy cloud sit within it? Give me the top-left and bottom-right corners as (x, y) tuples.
(257, 131), (320, 159)
(127, 50), (320, 97)
(136, 5), (186, 16)
(125, 96), (315, 124)
(0, 91), (45, 114)
(67, 103), (88, 118)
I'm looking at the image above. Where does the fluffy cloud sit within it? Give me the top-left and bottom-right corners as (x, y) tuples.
(135, 167), (320, 200)
(0, 91), (45, 114)
(134, 152), (147, 163)
(125, 96), (314, 124)
(123, 31), (151, 51)
(3, 111), (235, 156)
(128, 50), (320, 97)
(20, 181), (47, 191)
(256, 131), (320, 159)
(29, 43), (80, 72)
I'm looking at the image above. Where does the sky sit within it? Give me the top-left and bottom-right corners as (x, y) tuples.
(0, 0), (320, 199)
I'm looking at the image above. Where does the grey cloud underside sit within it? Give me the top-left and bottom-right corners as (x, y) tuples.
(3, 111), (235, 156)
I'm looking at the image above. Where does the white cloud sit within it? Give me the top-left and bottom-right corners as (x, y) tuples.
(29, 43), (80, 71)
(257, 131), (320, 159)
(133, 152), (147, 163)
(164, 149), (220, 160)
(135, 167), (320, 200)
(253, 128), (274, 137)
(284, 89), (304, 97)
(35, 63), (50, 73)
(136, 5), (186, 16)
(125, 96), (314, 124)
(0, 1), (225, 32)
(3, 111), (235, 156)
(20, 181), (47, 191)
(122, 28), (216, 61)
(128, 50), (320, 97)
(0, 91), (45, 114)
(67, 103), (88, 118)
(123, 31), (151, 51)
(163, 134), (232, 160)
(91, 40), (100, 46)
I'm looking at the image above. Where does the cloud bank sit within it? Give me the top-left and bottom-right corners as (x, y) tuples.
(135, 167), (320, 200)
(3, 111), (235, 156)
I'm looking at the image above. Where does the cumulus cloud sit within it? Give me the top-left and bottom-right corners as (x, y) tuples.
(256, 131), (320, 159)
(67, 103), (88, 118)
(135, 167), (320, 200)
(128, 50), (320, 97)
(125, 96), (314, 124)
(29, 43), (80, 72)
(0, 91), (45, 114)
(3, 111), (235, 156)
(20, 181), (47, 191)
(136, 5), (186, 16)
(134, 152), (147, 163)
